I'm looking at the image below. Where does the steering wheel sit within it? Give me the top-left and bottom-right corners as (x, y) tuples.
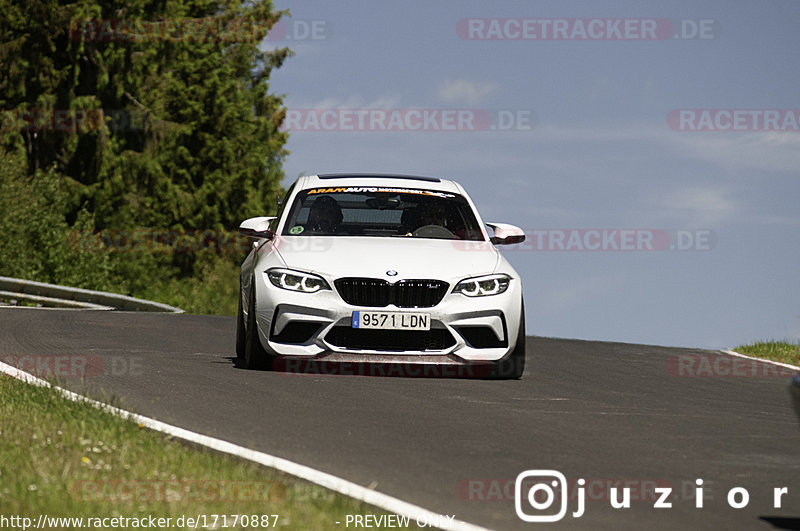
(412, 225), (455, 238)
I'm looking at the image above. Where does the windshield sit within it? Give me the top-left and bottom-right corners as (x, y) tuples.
(281, 187), (485, 240)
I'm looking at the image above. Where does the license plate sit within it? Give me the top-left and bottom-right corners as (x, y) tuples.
(352, 311), (430, 330)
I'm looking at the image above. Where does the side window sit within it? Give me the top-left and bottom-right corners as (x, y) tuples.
(272, 182), (296, 231)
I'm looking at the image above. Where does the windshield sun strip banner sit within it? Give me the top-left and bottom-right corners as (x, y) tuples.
(305, 187), (456, 198)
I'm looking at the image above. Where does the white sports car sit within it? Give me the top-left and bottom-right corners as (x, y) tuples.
(236, 174), (527, 378)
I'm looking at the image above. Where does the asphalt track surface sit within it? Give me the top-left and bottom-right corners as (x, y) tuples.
(2, 309), (799, 530)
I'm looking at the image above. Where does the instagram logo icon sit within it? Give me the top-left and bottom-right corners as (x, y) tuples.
(515, 470), (584, 522)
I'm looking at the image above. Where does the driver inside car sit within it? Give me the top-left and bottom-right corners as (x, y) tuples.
(401, 201), (453, 237)
(415, 201), (448, 230)
(307, 195), (343, 233)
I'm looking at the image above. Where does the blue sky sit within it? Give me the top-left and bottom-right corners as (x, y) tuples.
(264, 0), (800, 350)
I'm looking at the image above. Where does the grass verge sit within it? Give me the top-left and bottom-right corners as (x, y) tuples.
(732, 340), (799, 367)
(0, 376), (415, 530)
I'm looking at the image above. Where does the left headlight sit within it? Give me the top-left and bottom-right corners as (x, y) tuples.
(453, 274), (511, 297)
(267, 268), (330, 293)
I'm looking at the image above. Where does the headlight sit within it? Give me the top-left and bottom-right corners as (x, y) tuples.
(267, 269), (330, 293)
(453, 274), (511, 297)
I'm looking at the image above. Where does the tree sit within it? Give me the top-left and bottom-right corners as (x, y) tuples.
(1, 0), (290, 228)
(0, 0), (291, 289)
(0, 148), (116, 290)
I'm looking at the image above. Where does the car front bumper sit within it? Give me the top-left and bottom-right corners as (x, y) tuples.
(251, 271), (523, 364)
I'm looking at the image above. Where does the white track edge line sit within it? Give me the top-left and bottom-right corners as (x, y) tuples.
(721, 349), (798, 371)
(0, 361), (490, 531)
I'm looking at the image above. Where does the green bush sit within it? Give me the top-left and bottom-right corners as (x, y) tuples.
(0, 149), (245, 315)
(0, 149), (118, 292)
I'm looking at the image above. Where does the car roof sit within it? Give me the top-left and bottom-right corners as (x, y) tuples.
(297, 173), (463, 194)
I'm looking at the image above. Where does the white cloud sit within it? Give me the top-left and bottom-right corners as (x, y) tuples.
(658, 186), (736, 226)
(525, 124), (800, 175)
(289, 94), (403, 110)
(542, 274), (626, 314)
(663, 131), (800, 175)
(437, 79), (499, 106)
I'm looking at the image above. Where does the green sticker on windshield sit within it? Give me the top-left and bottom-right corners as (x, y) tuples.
(289, 225), (304, 235)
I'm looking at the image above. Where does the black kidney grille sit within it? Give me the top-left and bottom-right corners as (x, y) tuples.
(335, 278), (392, 307)
(335, 278), (449, 308)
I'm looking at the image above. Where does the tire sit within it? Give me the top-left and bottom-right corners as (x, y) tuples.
(235, 289), (246, 359)
(244, 282), (272, 370)
(488, 302), (526, 380)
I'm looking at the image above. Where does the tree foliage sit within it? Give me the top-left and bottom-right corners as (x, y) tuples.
(0, 0), (291, 309)
(0, 148), (116, 290)
(1, 0), (290, 228)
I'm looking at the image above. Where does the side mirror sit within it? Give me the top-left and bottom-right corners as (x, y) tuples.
(239, 216), (276, 239)
(486, 222), (526, 245)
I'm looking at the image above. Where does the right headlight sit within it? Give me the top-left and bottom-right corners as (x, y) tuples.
(453, 274), (511, 297)
(266, 268), (330, 293)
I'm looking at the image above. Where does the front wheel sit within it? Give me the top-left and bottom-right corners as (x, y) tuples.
(235, 289), (245, 359)
(244, 283), (273, 370)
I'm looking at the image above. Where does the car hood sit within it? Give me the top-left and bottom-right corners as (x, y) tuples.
(270, 236), (501, 281)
